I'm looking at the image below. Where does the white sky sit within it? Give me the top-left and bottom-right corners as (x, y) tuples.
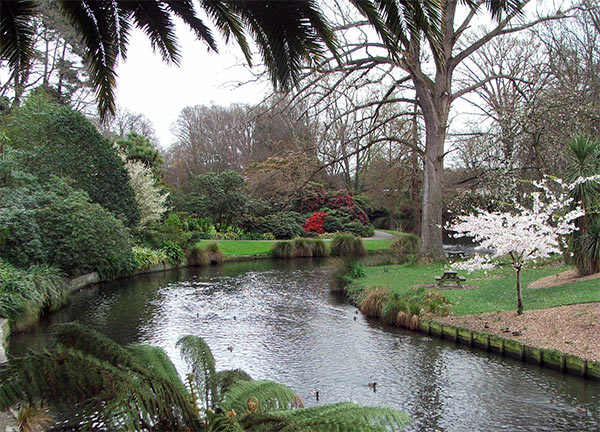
(115, 27), (269, 148)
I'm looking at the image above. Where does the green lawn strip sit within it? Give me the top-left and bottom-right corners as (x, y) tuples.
(352, 263), (600, 316)
(196, 238), (393, 257)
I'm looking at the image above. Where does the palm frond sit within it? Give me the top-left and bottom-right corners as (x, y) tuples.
(219, 380), (298, 415)
(163, 0), (217, 51)
(0, 0), (37, 82)
(119, 0), (180, 64)
(57, 0), (122, 117)
(176, 335), (217, 408)
(240, 402), (410, 432)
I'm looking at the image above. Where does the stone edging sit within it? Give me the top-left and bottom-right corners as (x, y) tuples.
(420, 320), (600, 381)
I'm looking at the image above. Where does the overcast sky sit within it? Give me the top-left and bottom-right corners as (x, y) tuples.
(115, 26), (269, 148)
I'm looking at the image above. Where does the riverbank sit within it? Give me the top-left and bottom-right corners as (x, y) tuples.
(346, 261), (600, 378)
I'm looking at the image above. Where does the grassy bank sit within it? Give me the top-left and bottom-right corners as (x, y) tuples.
(351, 263), (600, 316)
(196, 237), (394, 257)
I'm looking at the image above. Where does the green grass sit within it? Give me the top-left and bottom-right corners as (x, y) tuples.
(352, 262), (600, 316)
(196, 238), (393, 257)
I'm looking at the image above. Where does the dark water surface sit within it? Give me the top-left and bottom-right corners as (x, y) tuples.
(8, 259), (600, 431)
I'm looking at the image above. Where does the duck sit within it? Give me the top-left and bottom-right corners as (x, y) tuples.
(312, 390), (320, 401)
(227, 346), (233, 352)
(368, 382), (377, 392)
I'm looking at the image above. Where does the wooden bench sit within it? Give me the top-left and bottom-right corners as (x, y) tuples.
(435, 270), (466, 287)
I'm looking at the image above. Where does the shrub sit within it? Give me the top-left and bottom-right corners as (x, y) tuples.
(323, 215), (344, 233)
(161, 242), (184, 265)
(330, 233), (366, 258)
(132, 246), (167, 270)
(390, 233), (420, 261)
(271, 241), (296, 258)
(262, 212), (304, 239)
(223, 232), (239, 240)
(2, 94), (139, 227)
(262, 232), (276, 240)
(187, 245), (210, 267)
(303, 212), (328, 234)
(342, 221), (373, 237)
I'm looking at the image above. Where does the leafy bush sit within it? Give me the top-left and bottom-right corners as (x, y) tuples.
(303, 212), (328, 234)
(0, 260), (67, 323)
(330, 234), (366, 258)
(390, 233), (420, 261)
(262, 232), (275, 240)
(323, 215), (344, 233)
(223, 232), (239, 240)
(343, 221), (374, 237)
(262, 212), (304, 239)
(0, 176), (134, 278)
(132, 247), (167, 271)
(271, 241), (296, 258)
(160, 242), (185, 265)
(146, 214), (193, 249)
(2, 94), (139, 227)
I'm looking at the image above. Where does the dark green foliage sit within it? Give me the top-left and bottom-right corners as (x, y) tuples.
(330, 233), (366, 258)
(214, 369), (253, 397)
(0, 324), (409, 431)
(220, 380), (298, 414)
(323, 215), (344, 233)
(262, 211), (304, 239)
(0, 260), (67, 321)
(343, 221), (375, 237)
(116, 132), (164, 179)
(271, 241), (296, 258)
(161, 241), (185, 265)
(187, 171), (250, 231)
(332, 259), (366, 290)
(2, 95), (139, 227)
(146, 213), (193, 249)
(239, 402), (409, 432)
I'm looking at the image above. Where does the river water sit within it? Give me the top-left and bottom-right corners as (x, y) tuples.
(8, 259), (600, 431)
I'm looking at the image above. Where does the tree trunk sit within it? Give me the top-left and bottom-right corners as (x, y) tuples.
(515, 265), (523, 315)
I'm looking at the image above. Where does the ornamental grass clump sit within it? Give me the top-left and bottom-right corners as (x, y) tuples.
(311, 239), (328, 257)
(359, 287), (390, 318)
(205, 242), (224, 265)
(292, 238), (315, 257)
(271, 241), (296, 258)
(390, 233), (420, 262)
(330, 233), (366, 258)
(187, 245), (210, 267)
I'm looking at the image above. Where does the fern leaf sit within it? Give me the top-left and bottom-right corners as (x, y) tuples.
(176, 335), (217, 408)
(220, 380), (298, 416)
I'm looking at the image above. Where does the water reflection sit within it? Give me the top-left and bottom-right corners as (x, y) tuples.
(8, 259), (600, 431)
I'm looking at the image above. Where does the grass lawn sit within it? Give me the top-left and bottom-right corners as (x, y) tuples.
(196, 238), (394, 257)
(352, 262), (600, 316)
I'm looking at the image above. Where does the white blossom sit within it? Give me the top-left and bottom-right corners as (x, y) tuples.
(125, 160), (169, 229)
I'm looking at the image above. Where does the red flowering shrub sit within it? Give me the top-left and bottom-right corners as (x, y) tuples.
(303, 212), (329, 234)
(295, 183), (327, 213)
(295, 185), (370, 225)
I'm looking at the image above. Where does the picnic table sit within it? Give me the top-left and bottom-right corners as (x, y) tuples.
(435, 270), (466, 287)
(446, 250), (465, 260)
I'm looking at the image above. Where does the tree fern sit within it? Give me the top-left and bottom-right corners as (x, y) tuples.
(214, 369), (253, 400)
(220, 380), (299, 416)
(127, 344), (186, 393)
(240, 402), (410, 432)
(176, 335), (217, 408)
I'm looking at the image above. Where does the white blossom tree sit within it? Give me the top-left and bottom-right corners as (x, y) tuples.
(448, 178), (585, 315)
(126, 160), (169, 229)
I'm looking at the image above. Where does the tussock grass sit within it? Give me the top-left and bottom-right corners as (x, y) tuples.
(188, 245), (210, 267)
(359, 287), (389, 318)
(312, 239), (328, 257)
(271, 241), (297, 258)
(292, 238), (314, 257)
(331, 234), (366, 258)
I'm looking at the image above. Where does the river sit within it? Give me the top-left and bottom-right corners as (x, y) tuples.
(8, 259), (600, 431)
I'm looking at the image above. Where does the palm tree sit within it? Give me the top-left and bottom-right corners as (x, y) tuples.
(0, 323), (409, 431)
(567, 133), (600, 275)
(0, 0), (338, 117)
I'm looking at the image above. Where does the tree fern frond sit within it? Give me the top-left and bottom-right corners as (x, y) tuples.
(214, 369), (253, 400)
(241, 402), (410, 432)
(0, 0), (37, 83)
(127, 344), (186, 393)
(51, 322), (136, 368)
(176, 335), (217, 408)
(220, 380), (298, 416)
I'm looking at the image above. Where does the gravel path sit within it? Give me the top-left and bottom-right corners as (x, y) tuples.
(364, 230), (396, 240)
